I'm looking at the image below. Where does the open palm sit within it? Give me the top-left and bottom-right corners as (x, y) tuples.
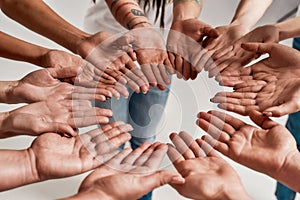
(197, 110), (298, 177)
(29, 122), (132, 181)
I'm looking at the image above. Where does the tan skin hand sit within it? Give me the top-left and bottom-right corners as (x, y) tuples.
(29, 122), (133, 181)
(207, 25), (280, 78)
(167, 131), (249, 200)
(0, 99), (112, 138)
(64, 143), (184, 200)
(197, 110), (299, 177)
(77, 31), (149, 93)
(167, 18), (218, 80)
(212, 78), (300, 117)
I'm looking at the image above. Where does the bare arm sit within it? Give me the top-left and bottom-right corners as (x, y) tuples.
(274, 16), (300, 41)
(0, 149), (39, 191)
(172, 0), (203, 22)
(0, 0), (90, 53)
(231, 0), (273, 30)
(0, 32), (49, 66)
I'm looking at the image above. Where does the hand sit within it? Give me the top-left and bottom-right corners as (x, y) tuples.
(167, 131), (250, 200)
(0, 99), (112, 138)
(167, 18), (218, 80)
(123, 27), (172, 90)
(217, 42), (300, 87)
(64, 143), (184, 200)
(9, 67), (120, 103)
(77, 31), (149, 94)
(197, 110), (298, 178)
(211, 78), (300, 117)
(29, 121), (132, 181)
(206, 25), (280, 78)
(196, 24), (248, 72)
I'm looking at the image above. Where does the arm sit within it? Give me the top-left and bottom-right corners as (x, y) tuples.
(0, 32), (49, 66)
(275, 16), (300, 41)
(0, 149), (39, 191)
(105, 0), (151, 29)
(231, 0), (273, 30)
(0, 0), (90, 54)
(172, 0), (203, 22)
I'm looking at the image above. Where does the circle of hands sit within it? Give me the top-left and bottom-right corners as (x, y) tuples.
(4, 22), (300, 199)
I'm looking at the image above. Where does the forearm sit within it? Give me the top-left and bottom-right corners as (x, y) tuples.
(0, 32), (50, 66)
(0, 0), (90, 53)
(231, 0), (273, 30)
(275, 152), (300, 193)
(105, 0), (152, 29)
(172, 0), (203, 22)
(0, 149), (39, 191)
(274, 16), (300, 41)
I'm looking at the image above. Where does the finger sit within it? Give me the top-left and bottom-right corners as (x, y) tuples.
(151, 64), (166, 90)
(43, 122), (77, 137)
(235, 84), (264, 93)
(168, 52), (176, 74)
(91, 124), (133, 143)
(169, 133), (195, 159)
(175, 55), (183, 79)
(207, 110), (246, 130)
(201, 135), (229, 155)
(196, 117), (231, 142)
(141, 64), (157, 87)
(73, 107), (113, 118)
(133, 142), (160, 166)
(106, 148), (133, 168)
(121, 142), (152, 165)
(166, 53), (176, 74)
(250, 110), (279, 129)
(182, 60), (191, 80)
(241, 42), (272, 55)
(97, 132), (131, 154)
(143, 144), (168, 169)
(178, 131), (205, 157)
(213, 91), (257, 99)
(158, 63), (171, 85)
(167, 144), (185, 165)
(137, 170), (185, 194)
(190, 68), (198, 80)
(195, 138), (220, 158)
(197, 111), (236, 136)
(217, 103), (259, 116)
(201, 26), (219, 38)
(211, 96), (257, 106)
(262, 102), (300, 117)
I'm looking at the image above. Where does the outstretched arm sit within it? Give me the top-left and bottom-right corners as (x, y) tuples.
(0, 31), (49, 66)
(275, 16), (300, 41)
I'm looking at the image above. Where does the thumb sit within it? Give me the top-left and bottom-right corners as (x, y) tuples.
(241, 42), (273, 54)
(202, 26), (219, 38)
(263, 101), (299, 117)
(139, 170), (185, 191)
(48, 67), (80, 79)
(42, 122), (78, 137)
(249, 110), (278, 129)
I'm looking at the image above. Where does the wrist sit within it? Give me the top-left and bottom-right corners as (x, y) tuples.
(275, 151), (300, 192)
(274, 22), (289, 41)
(229, 21), (251, 34)
(0, 81), (19, 104)
(0, 112), (10, 138)
(221, 184), (251, 200)
(131, 20), (152, 29)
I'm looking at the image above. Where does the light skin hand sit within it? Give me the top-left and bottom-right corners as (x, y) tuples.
(62, 143), (184, 200)
(212, 78), (300, 117)
(5, 67), (118, 104)
(0, 121), (132, 191)
(77, 31), (149, 94)
(207, 25), (280, 78)
(217, 42), (300, 87)
(123, 27), (172, 90)
(167, 18), (218, 80)
(197, 110), (298, 179)
(0, 99), (112, 138)
(40, 50), (129, 99)
(167, 131), (250, 200)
